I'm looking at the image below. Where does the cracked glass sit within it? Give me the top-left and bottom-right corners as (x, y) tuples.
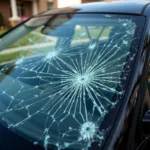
(0, 14), (145, 150)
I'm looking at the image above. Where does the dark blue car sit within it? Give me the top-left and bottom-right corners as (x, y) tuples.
(0, 1), (150, 150)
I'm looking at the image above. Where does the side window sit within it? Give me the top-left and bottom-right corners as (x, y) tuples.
(71, 25), (112, 47)
(99, 26), (112, 40)
(71, 25), (90, 46)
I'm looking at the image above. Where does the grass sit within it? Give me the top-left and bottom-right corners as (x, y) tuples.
(0, 29), (7, 35)
(0, 51), (31, 64)
(8, 32), (46, 49)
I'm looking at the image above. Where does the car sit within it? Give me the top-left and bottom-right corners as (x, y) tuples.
(1, 1), (150, 150)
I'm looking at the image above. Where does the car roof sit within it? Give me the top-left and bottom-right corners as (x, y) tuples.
(38, 1), (150, 16)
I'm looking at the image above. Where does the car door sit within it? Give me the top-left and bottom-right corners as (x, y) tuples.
(127, 34), (150, 150)
(136, 64), (150, 150)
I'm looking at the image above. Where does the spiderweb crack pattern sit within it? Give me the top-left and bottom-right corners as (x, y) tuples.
(0, 18), (138, 150)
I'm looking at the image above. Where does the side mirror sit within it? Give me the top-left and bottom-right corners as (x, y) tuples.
(142, 110), (150, 135)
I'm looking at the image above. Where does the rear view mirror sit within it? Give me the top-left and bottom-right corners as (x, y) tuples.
(41, 25), (74, 37)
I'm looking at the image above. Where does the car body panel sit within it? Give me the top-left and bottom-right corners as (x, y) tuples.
(39, 1), (150, 16)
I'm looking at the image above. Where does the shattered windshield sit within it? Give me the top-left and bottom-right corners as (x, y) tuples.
(0, 14), (145, 150)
